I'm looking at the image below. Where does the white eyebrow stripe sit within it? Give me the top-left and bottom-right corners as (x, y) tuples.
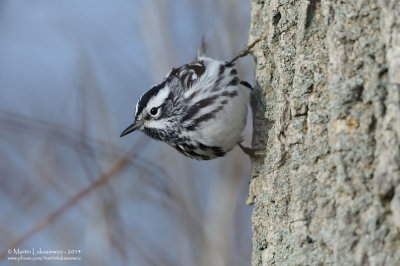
(146, 86), (170, 109)
(135, 101), (139, 117)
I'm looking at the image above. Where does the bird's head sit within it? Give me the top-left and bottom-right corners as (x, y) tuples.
(121, 61), (206, 141)
(120, 81), (179, 141)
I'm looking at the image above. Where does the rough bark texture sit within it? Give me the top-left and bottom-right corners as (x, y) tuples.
(248, 0), (400, 265)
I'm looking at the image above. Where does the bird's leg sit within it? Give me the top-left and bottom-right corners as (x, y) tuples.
(230, 36), (265, 63)
(238, 143), (265, 158)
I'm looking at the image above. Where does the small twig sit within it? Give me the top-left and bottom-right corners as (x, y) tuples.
(0, 140), (146, 260)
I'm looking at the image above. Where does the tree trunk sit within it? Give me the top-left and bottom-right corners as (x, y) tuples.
(248, 0), (400, 265)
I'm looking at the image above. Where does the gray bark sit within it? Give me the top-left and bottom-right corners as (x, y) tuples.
(248, 0), (400, 265)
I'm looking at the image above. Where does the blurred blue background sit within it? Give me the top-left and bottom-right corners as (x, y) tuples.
(0, 1), (253, 265)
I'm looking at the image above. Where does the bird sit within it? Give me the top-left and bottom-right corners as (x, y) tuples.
(120, 39), (260, 160)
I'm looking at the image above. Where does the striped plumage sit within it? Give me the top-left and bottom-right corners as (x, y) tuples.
(120, 55), (252, 160)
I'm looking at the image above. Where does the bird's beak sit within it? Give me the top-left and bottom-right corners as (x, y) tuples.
(120, 120), (144, 137)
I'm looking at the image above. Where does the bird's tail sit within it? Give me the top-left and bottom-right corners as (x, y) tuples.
(197, 36), (206, 60)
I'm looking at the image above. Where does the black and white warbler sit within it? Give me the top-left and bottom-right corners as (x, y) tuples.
(120, 40), (260, 160)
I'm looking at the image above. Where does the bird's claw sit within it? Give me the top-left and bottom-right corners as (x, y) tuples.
(238, 143), (265, 158)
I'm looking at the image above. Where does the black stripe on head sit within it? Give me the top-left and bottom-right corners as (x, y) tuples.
(190, 62), (206, 76)
(166, 68), (180, 82)
(180, 62), (206, 89)
(166, 61), (206, 90)
(136, 81), (166, 117)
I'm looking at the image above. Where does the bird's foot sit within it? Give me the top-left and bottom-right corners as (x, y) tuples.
(238, 143), (265, 158)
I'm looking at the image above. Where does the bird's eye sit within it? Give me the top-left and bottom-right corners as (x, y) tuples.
(150, 107), (158, 116)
